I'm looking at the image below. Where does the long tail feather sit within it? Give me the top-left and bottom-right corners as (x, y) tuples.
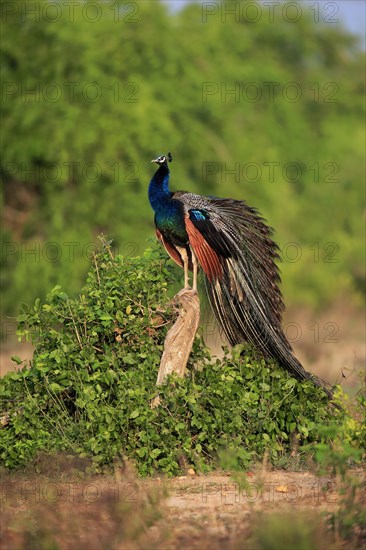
(179, 193), (334, 397)
(205, 264), (333, 396)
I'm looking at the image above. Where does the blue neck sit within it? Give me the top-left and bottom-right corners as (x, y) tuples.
(148, 164), (173, 213)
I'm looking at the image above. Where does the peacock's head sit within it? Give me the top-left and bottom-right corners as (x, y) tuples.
(151, 152), (173, 166)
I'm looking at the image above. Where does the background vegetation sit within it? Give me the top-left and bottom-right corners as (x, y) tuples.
(1, 0), (365, 319)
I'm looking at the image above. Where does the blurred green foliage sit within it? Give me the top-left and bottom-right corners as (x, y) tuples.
(1, 0), (365, 316)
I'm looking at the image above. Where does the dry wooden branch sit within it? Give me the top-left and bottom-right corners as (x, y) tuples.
(151, 289), (200, 407)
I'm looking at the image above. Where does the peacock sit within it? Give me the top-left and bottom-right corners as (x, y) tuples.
(148, 153), (332, 396)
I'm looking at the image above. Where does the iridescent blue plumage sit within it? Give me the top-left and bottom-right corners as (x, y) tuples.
(148, 156), (187, 245)
(148, 153), (333, 398)
(148, 160), (171, 211)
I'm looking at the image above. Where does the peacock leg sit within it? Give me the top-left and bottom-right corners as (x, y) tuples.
(191, 248), (198, 292)
(177, 246), (190, 290)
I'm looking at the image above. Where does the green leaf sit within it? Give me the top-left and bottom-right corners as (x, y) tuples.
(49, 383), (62, 393)
(150, 448), (162, 459)
(123, 354), (136, 365)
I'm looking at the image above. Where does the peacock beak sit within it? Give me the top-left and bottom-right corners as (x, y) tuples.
(151, 159), (158, 163)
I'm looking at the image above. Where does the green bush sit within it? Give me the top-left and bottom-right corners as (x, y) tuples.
(308, 387), (366, 547)
(0, 239), (350, 475)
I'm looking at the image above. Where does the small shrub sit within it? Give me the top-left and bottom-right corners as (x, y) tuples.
(249, 510), (331, 550)
(310, 382), (366, 547)
(0, 238), (348, 475)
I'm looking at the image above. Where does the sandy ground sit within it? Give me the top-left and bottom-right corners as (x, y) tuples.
(3, 466), (364, 549)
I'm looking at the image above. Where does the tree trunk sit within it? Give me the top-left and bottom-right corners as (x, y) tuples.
(151, 289), (200, 407)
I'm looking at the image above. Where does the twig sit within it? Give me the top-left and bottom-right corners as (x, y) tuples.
(93, 252), (101, 286)
(67, 301), (83, 350)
